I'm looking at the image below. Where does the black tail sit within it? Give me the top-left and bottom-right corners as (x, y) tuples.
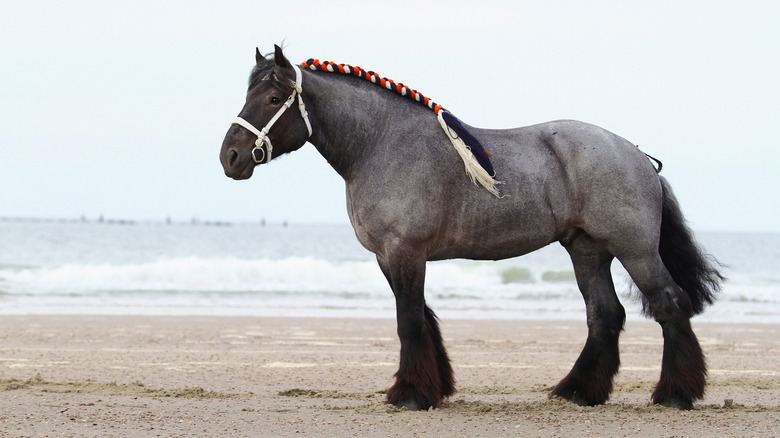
(647, 177), (724, 316)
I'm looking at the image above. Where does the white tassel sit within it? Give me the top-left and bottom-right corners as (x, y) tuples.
(437, 112), (502, 197)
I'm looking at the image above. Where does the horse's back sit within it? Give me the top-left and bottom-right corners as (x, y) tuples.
(475, 120), (664, 250)
(484, 119), (653, 175)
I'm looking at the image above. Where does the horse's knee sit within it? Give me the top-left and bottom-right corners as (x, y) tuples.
(587, 300), (625, 335)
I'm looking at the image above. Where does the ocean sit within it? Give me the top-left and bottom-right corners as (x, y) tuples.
(0, 219), (778, 323)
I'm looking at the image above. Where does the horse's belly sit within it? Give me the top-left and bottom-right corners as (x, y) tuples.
(427, 227), (558, 262)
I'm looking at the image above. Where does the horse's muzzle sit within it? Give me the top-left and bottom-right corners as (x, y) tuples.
(220, 144), (255, 180)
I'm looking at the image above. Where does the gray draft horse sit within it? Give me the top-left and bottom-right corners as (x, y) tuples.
(220, 46), (723, 410)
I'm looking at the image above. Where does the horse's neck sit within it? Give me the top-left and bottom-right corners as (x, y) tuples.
(304, 72), (399, 180)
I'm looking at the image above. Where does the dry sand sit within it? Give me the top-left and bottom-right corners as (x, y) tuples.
(0, 315), (778, 437)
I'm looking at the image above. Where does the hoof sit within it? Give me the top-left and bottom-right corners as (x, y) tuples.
(386, 383), (440, 411)
(654, 396), (694, 410)
(551, 392), (591, 407)
(550, 380), (608, 407)
(395, 400), (421, 411)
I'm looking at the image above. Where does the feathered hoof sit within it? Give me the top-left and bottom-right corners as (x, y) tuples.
(653, 394), (694, 410)
(386, 383), (441, 411)
(393, 399), (421, 411)
(550, 392), (592, 407)
(550, 379), (609, 407)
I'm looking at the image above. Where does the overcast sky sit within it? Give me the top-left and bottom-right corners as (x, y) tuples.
(1, 1), (778, 233)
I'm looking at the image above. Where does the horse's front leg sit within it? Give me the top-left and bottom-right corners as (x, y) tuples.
(376, 252), (454, 410)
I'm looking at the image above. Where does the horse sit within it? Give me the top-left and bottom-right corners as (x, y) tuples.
(219, 45), (723, 411)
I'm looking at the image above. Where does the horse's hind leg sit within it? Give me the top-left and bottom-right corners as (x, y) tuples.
(620, 255), (706, 409)
(551, 232), (625, 406)
(376, 251), (454, 410)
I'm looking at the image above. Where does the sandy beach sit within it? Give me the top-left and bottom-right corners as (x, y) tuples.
(0, 315), (777, 437)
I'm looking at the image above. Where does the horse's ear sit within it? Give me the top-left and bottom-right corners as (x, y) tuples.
(273, 44), (292, 69)
(255, 47), (265, 65)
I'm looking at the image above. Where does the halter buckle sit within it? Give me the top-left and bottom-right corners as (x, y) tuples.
(252, 145), (266, 163)
(252, 137), (269, 163)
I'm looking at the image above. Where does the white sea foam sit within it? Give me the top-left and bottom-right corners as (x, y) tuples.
(0, 221), (778, 322)
(1, 257), (387, 296)
(0, 256), (584, 299)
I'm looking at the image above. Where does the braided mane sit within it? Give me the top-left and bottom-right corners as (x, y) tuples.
(302, 59), (447, 115)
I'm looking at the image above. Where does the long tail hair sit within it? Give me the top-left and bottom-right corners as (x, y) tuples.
(643, 177), (724, 316)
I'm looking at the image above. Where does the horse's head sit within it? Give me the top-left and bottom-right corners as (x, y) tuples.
(220, 45), (312, 180)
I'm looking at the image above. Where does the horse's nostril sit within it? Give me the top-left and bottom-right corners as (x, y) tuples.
(228, 148), (238, 167)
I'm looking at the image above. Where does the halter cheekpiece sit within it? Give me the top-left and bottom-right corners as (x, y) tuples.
(231, 64), (313, 163)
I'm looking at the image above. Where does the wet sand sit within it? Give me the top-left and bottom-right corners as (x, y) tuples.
(0, 315), (778, 436)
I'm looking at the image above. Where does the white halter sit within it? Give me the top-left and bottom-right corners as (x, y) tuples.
(231, 64), (313, 163)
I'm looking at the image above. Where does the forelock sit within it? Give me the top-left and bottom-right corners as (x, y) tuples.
(248, 56), (294, 93)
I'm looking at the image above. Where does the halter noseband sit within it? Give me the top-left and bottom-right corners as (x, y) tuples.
(231, 64), (313, 163)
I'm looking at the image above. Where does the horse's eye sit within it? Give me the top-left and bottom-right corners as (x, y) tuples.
(270, 96), (281, 104)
